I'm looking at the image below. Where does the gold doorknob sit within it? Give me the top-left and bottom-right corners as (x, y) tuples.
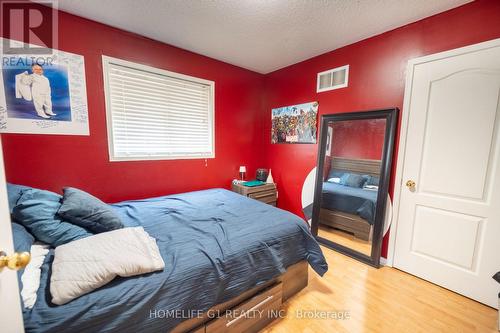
(406, 180), (416, 188)
(0, 251), (31, 271)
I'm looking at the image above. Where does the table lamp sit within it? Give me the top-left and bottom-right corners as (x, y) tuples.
(239, 166), (246, 180)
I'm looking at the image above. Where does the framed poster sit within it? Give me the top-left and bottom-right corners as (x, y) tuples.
(0, 38), (89, 135)
(271, 101), (318, 144)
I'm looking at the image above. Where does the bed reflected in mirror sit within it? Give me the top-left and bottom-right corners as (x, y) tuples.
(318, 119), (385, 257)
(312, 109), (397, 267)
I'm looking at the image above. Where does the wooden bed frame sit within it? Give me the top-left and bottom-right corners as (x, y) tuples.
(320, 208), (372, 241)
(320, 157), (381, 241)
(171, 260), (308, 333)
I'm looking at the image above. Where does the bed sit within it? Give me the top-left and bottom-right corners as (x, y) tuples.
(21, 188), (327, 333)
(320, 157), (380, 240)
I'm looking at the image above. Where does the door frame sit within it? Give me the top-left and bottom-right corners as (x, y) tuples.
(386, 37), (500, 267)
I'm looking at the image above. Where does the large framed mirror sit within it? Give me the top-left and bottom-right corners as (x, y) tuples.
(311, 108), (398, 267)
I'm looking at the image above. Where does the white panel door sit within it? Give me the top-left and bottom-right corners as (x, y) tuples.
(0, 137), (25, 332)
(394, 39), (500, 308)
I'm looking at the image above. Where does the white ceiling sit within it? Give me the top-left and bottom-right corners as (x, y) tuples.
(57, 0), (472, 74)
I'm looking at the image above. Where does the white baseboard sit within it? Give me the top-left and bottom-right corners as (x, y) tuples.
(380, 257), (387, 266)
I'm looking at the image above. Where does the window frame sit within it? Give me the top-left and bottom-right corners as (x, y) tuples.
(102, 55), (215, 162)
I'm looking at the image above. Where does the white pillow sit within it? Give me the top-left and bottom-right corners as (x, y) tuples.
(327, 177), (341, 184)
(50, 227), (165, 305)
(21, 242), (50, 309)
(363, 185), (379, 191)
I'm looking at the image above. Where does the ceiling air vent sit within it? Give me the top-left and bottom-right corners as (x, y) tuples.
(316, 65), (349, 93)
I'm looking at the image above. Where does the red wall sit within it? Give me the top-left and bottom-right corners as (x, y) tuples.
(1, 8), (266, 203)
(331, 119), (385, 160)
(261, 0), (500, 257)
(323, 119), (385, 179)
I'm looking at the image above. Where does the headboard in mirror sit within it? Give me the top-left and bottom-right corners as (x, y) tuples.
(331, 157), (381, 177)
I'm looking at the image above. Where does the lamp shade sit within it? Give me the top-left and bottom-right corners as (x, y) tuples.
(239, 166), (246, 173)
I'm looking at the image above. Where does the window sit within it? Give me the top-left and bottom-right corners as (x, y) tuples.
(102, 56), (215, 161)
(316, 65), (349, 93)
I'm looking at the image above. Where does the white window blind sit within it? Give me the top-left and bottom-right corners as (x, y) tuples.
(102, 56), (215, 161)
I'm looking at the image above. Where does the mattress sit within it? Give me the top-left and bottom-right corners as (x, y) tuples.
(23, 188), (327, 333)
(321, 182), (378, 224)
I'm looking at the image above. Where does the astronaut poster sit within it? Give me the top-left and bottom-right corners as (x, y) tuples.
(0, 38), (89, 135)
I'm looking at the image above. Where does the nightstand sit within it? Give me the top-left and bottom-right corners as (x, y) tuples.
(231, 183), (277, 206)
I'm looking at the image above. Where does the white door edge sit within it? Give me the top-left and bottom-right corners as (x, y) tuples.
(386, 37), (500, 267)
(0, 136), (24, 333)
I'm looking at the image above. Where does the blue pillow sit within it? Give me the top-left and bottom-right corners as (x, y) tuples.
(366, 176), (380, 187)
(12, 222), (34, 253)
(57, 187), (123, 233)
(7, 183), (32, 213)
(11, 222), (35, 291)
(12, 189), (92, 247)
(327, 169), (344, 180)
(340, 173), (366, 188)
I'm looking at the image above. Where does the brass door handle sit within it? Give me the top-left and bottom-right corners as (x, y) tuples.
(406, 180), (416, 188)
(0, 251), (31, 271)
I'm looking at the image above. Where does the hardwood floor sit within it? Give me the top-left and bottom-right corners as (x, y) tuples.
(318, 224), (372, 256)
(262, 246), (498, 333)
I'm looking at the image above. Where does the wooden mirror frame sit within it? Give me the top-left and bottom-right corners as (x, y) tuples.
(311, 108), (398, 267)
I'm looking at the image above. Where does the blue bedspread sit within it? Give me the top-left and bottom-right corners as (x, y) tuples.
(321, 182), (378, 224)
(23, 188), (327, 333)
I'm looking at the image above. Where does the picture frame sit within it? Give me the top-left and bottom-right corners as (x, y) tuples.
(271, 101), (318, 144)
(0, 38), (89, 135)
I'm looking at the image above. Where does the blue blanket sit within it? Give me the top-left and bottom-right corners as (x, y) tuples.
(23, 189), (327, 333)
(321, 182), (378, 224)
